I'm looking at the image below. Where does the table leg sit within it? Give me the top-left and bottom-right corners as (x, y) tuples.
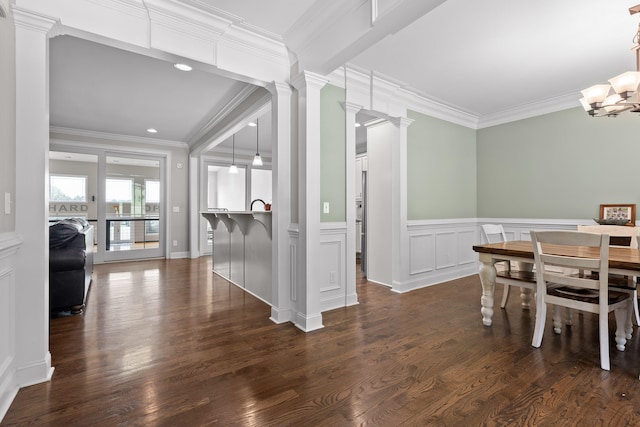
(478, 253), (497, 326)
(517, 261), (534, 309)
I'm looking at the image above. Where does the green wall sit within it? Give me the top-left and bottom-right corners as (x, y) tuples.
(320, 84), (346, 222)
(477, 107), (640, 220)
(407, 110), (477, 220)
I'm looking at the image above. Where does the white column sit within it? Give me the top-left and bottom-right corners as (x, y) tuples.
(13, 7), (60, 386)
(389, 116), (413, 291)
(290, 71), (327, 332)
(188, 154), (200, 258)
(267, 81), (293, 324)
(343, 102), (362, 306)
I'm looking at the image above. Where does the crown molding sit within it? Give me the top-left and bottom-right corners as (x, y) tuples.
(399, 88), (479, 129)
(341, 63), (581, 129)
(187, 85), (261, 145)
(12, 6), (62, 35)
(476, 92), (580, 129)
(49, 127), (189, 149)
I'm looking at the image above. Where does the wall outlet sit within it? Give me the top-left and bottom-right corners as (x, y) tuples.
(173, 206), (180, 213)
(172, 240), (178, 247)
(323, 202), (330, 214)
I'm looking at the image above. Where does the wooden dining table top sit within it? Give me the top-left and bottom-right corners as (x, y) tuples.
(473, 240), (640, 272)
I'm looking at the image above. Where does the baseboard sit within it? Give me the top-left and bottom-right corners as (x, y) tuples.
(15, 352), (54, 389)
(0, 365), (18, 423)
(392, 265), (478, 293)
(169, 251), (189, 259)
(269, 306), (292, 324)
(293, 312), (324, 332)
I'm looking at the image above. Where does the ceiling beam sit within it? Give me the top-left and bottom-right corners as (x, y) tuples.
(285, 0), (446, 76)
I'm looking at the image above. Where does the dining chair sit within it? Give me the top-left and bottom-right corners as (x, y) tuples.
(530, 230), (629, 371)
(481, 224), (535, 309)
(566, 232), (640, 340)
(608, 235), (640, 332)
(577, 225), (640, 326)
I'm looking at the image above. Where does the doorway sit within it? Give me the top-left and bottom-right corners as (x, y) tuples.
(49, 149), (167, 262)
(103, 153), (164, 261)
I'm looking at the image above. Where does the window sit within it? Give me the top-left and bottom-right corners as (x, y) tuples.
(50, 175), (87, 202)
(106, 178), (133, 202)
(145, 180), (160, 203)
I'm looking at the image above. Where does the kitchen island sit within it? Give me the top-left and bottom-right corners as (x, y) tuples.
(201, 211), (272, 304)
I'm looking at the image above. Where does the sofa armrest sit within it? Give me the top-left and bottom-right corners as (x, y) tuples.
(50, 248), (86, 272)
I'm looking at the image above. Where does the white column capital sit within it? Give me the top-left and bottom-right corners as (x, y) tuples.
(266, 81), (293, 97)
(290, 71), (328, 92)
(12, 6), (63, 36)
(388, 116), (414, 129)
(341, 101), (363, 115)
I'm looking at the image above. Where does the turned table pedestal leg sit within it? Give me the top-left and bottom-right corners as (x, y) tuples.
(478, 253), (497, 326)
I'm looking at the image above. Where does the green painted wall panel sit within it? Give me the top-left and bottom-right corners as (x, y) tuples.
(477, 107), (640, 220)
(320, 85), (346, 222)
(407, 110), (477, 220)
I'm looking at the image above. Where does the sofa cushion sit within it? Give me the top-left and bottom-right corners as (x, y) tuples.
(50, 220), (83, 248)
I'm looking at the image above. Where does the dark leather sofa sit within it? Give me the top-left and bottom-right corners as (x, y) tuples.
(49, 218), (94, 314)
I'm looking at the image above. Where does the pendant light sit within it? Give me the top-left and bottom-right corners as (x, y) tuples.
(229, 134), (238, 174)
(252, 117), (263, 166)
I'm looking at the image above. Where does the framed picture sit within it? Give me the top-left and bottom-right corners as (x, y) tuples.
(600, 204), (636, 226)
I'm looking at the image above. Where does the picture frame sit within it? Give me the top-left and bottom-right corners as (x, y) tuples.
(599, 204), (636, 226)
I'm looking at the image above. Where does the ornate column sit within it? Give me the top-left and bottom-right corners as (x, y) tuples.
(290, 71), (327, 332)
(343, 101), (362, 306)
(389, 116), (413, 291)
(266, 81), (293, 324)
(12, 6), (60, 386)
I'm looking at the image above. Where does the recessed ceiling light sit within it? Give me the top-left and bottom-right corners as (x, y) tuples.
(355, 122), (361, 127)
(248, 122), (257, 127)
(147, 128), (158, 134)
(174, 63), (192, 71)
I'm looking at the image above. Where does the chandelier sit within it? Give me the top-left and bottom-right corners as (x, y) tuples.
(580, 4), (640, 117)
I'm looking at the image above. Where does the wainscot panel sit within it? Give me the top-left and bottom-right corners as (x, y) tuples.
(319, 223), (347, 313)
(0, 233), (22, 422)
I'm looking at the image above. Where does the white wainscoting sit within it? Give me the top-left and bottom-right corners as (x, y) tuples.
(396, 218), (585, 294)
(396, 219), (478, 293)
(0, 233), (22, 422)
(480, 218), (586, 243)
(319, 222), (347, 313)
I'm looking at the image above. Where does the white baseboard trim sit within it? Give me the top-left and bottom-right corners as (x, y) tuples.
(392, 266), (478, 293)
(0, 367), (18, 423)
(293, 312), (324, 332)
(169, 251), (189, 259)
(15, 353), (54, 389)
(269, 306), (292, 324)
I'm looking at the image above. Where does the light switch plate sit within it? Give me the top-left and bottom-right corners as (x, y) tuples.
(173, 206), (180, 213)
(4, 192), (10, 215)
(323, 202), (329, 214)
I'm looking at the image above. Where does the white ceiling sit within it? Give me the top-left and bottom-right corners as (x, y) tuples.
(49, 0), (640, 155)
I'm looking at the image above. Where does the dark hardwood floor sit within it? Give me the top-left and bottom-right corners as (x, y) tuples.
(3, 257), (640, 425)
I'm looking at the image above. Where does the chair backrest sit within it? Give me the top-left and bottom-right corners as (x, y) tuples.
(531, 230), (609, 296)
(481, 224), (507, 244)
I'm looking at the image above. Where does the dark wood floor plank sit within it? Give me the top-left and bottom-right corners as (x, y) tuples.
(4, 257), (640, 425)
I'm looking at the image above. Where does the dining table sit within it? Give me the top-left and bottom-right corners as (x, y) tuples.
(472, 239), (640, 326)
